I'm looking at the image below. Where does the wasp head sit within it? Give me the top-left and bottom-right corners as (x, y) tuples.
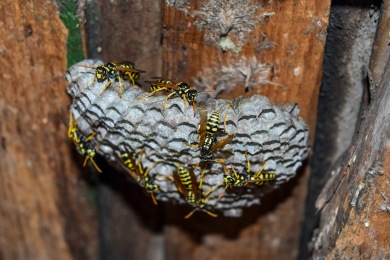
(200, 148), (212, 160)
(95, 66), (108, 82)
(187, 89), (198, 103)
(177, 82), (190, 90)
(223, 174), (235, 185)
(145, 183), (159, 192)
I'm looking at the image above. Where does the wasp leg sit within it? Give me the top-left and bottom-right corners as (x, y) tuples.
(117, 76), (123, 98)
(217, 184), (228, 200)
(84, 156), (102, 173)
(162, 91), (177, 110)
(138, 87), (167, 101)
(128, 74), (135, 85)
(185, 208), (217, 219)
(181, 94), (189, 109)
(100, 80), (112, 96)
(253, 161), (268, 179)
(223, 105), (231, 132)
(199, 167), (207, 190)
(186, 142), (200, 148)
(245, 150), (251, 174)
(85, 133), (96, 142)
(87, 75), (97, 88)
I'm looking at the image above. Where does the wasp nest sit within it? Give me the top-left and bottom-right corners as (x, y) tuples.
(66, 59), (309, 217)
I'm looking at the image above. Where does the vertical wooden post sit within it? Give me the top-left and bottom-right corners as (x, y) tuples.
(161, 1), (330, 258)
(0, 1), (98, 259)
(83, 1), (165, 258)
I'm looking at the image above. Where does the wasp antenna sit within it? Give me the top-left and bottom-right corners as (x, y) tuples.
(79, 64), (98, 69)
(198, 89), (214, 95)
(217, 188), (227, 200)
(91, 158), (103, 173)
(155, 174), (174, 181)
(145, 161), (158, 176)
(85, 131), (96, 142)
(184, 209), (196, 219)
(223, 105), (231, 131)
(150, 193), (158, 205)
(83, 157), (88, 167)
(192, 102), (197, 116)
(205, 210), (218, 218)
(118, 77), (123, 98)
(245, 150), (250, 173)
(87, 75), (97, 88)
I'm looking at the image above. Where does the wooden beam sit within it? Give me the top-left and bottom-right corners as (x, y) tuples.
(162, 0), (330, 258)
(0, 0), (98, 258)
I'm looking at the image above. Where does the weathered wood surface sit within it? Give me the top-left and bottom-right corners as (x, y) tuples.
(161, 1), (330, 259)
(370, 0), (390, 86)
(0, 0), (332, 259)
(82, 1), (165, 259)
(0, 0), (98, 259)
(312, 62), (390, 259)
(299, 2), (382, 258)
(79, 0), (329, 259)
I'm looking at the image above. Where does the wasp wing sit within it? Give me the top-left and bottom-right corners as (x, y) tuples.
(115, 148), (138, 180)
(198, 106), (208, 146)
(173, 171), (188, 200)
(111, 61), (135, 66)
(115, 66), (146, 73)
(211, 134), (234, 152)
(189, 167), (200, 202)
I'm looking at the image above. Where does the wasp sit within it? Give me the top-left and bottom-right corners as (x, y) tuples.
(138, 78), (199, 114)
(218, 151), (277, 199)
(119, 147), (160, 205)
(80, 61), (145, 98)
(68, 112), (102, 173)
(173, 164), (217, 219)
(192, 106), (234, 160)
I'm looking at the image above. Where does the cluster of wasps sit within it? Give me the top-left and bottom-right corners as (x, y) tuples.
(69, 61), (277, 218)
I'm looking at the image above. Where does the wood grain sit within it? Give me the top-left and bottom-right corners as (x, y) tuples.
(313, 61), (390, 259)
(161, 0), (330, 259)
(83, 0), (166, 258)
(0, 1), (98, 259)
(162, 0), (329, 130)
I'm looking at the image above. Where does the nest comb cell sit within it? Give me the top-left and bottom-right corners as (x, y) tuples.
(66, 59), (309, 217)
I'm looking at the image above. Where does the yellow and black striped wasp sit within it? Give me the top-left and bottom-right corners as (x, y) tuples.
(218, 151), (277, 199)
(138, 78), (199, 114)
(191, 106), (234, 160)
(118, 147), (160, 205)
(68, 112), (102, 173)
(173, 164), (218, 219)
(80, 61), (145, 98)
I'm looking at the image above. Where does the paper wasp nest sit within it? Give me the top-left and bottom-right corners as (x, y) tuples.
(66, 59), (309, 217)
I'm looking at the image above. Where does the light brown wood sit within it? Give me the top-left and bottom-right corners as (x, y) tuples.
(161, 1), (330, 259)
(162, 0), (330, 131)
(0, 1), (98, 259)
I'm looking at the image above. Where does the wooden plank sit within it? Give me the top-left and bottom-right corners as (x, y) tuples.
(162, 0), (329, 130)
(0, 0), (98, 259)
(313, 61), (390, 259)
(82, 1), (165, 259)
(161, 0), (330, 259)
(97, 0), (163, 78)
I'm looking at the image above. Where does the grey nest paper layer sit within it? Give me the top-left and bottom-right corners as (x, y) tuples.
(66, 59), (309, 217)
